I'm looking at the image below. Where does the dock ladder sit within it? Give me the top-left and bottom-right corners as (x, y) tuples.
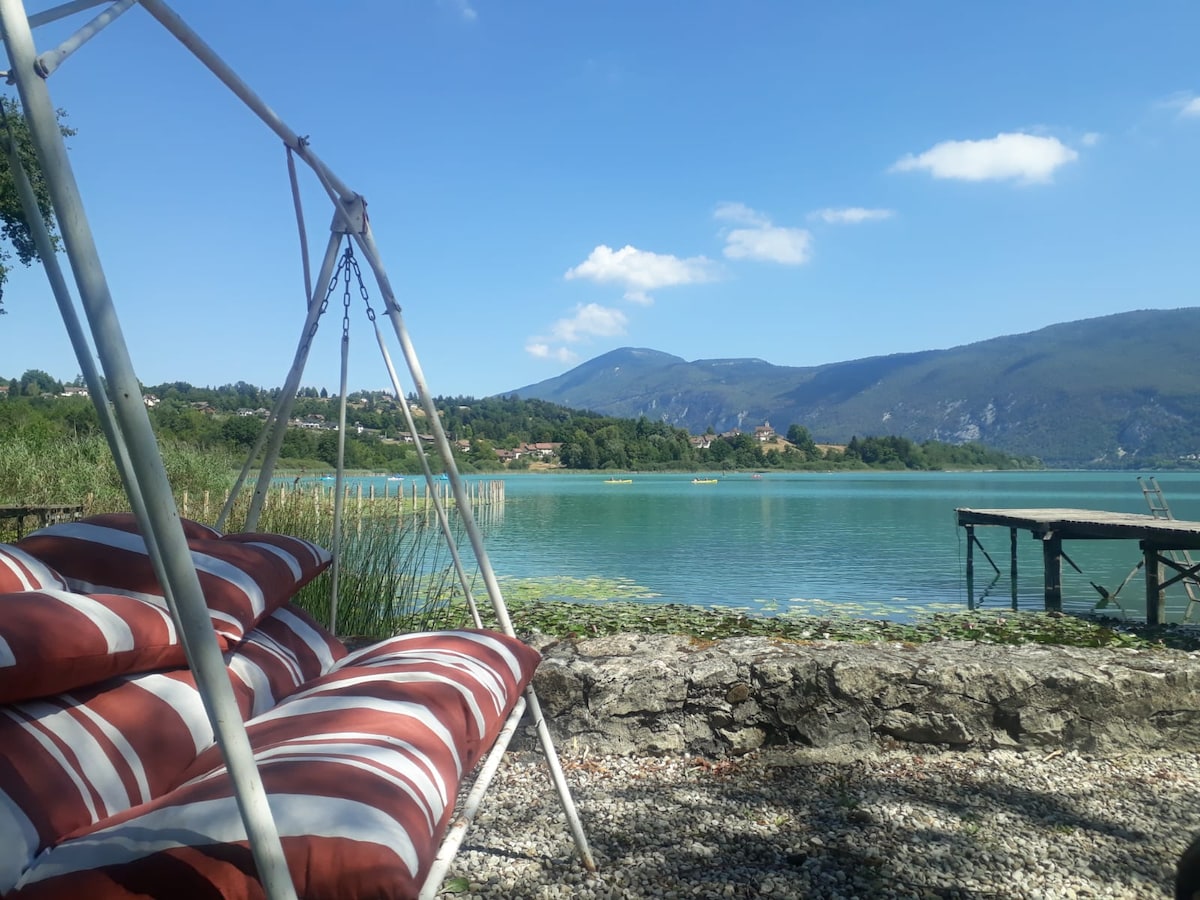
(1138, 476), (1200, 621)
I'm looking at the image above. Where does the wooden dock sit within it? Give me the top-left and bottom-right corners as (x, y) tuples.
(0, 504), (85, 539)
(956, 507), (1200, 624)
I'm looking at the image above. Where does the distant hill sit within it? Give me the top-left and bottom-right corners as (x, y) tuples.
(506, 308), (1200, 467)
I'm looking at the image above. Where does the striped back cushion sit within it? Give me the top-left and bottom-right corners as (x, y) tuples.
(0, 668), (214, 895)
(69, 512), (222, 540)
(14, 630), (540, 899)
(18, 520), (331, 642)
(225, 603), (348, 718)
(0, 544), (67, 593)
(0, 589), (211, 705)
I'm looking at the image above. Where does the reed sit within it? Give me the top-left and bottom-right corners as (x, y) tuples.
(221, 485), (480, 638)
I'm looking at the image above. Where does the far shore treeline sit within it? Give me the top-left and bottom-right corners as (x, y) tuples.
(1, 370), (1040, 498)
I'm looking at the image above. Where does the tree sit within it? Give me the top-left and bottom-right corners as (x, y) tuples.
(0, 96), (76, 314)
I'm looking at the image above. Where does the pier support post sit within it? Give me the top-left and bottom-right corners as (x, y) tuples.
(1042, 533), (1062, 612)
(1010, 527), (1019, 611)
(965, 525), (975, 610)
(1144, 545), (1165, 625)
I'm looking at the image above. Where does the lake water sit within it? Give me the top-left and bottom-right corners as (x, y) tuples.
(343, 470), (1200, 623)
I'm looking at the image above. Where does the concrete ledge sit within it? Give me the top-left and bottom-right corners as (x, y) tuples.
(519, 632), (1200, 756)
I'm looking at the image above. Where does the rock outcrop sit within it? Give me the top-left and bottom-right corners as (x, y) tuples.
(521, 633), (1200, 756)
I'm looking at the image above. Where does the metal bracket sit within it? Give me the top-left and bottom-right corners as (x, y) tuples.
(332, 194), (366, 235)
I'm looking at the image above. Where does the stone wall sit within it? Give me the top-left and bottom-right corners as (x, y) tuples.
(519, 632), (1200, 757)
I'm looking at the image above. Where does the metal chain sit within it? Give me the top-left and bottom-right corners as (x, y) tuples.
(345, 244), (377, 323)
(297, 246), (344, 359)
(340, 245), (353, 341)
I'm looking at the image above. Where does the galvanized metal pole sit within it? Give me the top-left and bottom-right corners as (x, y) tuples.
(0, 4), (297, 898)
(350, 220), (596, 873)
(244, 228), (343, 533)
(0, 109), (147, 526)
(137, 0), (354, 201)
(34, 0), (136, 77)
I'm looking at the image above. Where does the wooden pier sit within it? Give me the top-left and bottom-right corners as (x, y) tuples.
(956, 507), (1200, 624)
(0, 504), (85, 539)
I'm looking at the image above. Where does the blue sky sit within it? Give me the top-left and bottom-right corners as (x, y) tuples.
(1, 1), (1199, 398)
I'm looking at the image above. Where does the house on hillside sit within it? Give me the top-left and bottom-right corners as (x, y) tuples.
(688, 434), (712, 450)
(754, 422), (776, 442)
(519, 441), (562, 459)
(62, 385), (88, 398)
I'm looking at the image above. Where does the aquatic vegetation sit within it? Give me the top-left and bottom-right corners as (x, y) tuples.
(497, 597), (1200, 651)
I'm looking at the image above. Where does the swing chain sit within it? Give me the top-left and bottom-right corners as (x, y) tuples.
(340, 246), (353, 341)
(296, 251), (340, 358)
(344, 243), (376, 323)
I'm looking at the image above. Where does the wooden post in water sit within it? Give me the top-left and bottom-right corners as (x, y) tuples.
(1009, 527), (1019, 611)
(181, 491), (189, 518)
(1042, 532), (1062, 612)
(1144, 544), (1165, 625)
(965, 525), (975, 610)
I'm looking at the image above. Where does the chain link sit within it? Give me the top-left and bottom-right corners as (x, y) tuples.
(341, 245), (353, 341)
(296, 247), (344, 359)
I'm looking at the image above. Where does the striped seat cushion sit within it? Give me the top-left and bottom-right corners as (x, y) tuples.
(0, 607), (346, 894)
(0, 668), (213, 895)
(0, 544), (67, 593)
(0, 588), (207, 705)
(17, 518), (331, 643)
(13, 630), (540, 900)
(225, 603), (349, 718)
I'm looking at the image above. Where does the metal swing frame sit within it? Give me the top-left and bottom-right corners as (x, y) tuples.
(0, 2), (595, 897)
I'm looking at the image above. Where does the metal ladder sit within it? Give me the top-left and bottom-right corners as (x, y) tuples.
(1139, 476), (1200, 621)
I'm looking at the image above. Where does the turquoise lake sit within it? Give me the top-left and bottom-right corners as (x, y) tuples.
(340, 470), (1200, 623)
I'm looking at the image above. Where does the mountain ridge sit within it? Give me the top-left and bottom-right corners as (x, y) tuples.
(506, 307), (1200, 466)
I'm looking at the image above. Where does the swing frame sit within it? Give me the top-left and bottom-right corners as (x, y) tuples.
(0, 2), (595, 897)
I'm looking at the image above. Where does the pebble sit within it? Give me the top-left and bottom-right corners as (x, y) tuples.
(449, 745), (1200, 898)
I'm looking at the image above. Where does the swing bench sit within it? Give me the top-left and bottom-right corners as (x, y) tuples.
(0, 1), (594, 897)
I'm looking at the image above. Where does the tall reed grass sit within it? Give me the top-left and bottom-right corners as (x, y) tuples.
(2, 427), (481, 639)
(221, 486), (483, 638)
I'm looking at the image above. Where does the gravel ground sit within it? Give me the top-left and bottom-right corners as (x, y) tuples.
(449, 745), (1200, 899)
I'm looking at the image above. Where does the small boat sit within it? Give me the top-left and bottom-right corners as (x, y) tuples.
(604, 478), (633, 484)
(751, 473), (763, 480)
(692, 478), (718, 484)
(386, 474), (404, 481)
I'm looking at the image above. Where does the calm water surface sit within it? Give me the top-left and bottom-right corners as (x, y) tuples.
(359, 470), (1200, 623)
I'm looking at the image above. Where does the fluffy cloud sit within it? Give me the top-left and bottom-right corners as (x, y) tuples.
(810, 207), (895, 225)
(1182, 97), (1200, 118)
(525, 303), (628, 363)
(564, 244), (715, 304)
(714, 203), (812, 265)
(890, 132), (1079, 183)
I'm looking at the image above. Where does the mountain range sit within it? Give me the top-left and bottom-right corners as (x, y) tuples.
(507, 308), (1200, 467)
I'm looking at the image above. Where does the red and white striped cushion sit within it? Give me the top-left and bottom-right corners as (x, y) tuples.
(226, 603), (348, 718)
(18, 521), (331, 642)
(14, 630), (541, 900)
(0, 668), (214, 894)
(68, 512), (222, 541)
(0, 544), (67, 593)
(0, 589), (211, 705)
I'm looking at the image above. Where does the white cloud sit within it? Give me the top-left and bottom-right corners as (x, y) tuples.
(1181, 97), (1200, 118)
(890, 132), (1079, 183)
(1080, 132), (1101, 147)
(723, 225), (811, 264)
(713, 201), (770, 227)
(810, 207), (895, 225)
(525, 303), (627, 363)
(564, 244), (716, 304)
(525, 342), (578, 364)
(714, 204), (811, 265)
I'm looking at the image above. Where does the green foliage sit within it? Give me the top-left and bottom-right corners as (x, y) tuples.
(0, 381), (1037, 474)
(500, 598), (1200, 652)
(0, 97), (76, 312)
